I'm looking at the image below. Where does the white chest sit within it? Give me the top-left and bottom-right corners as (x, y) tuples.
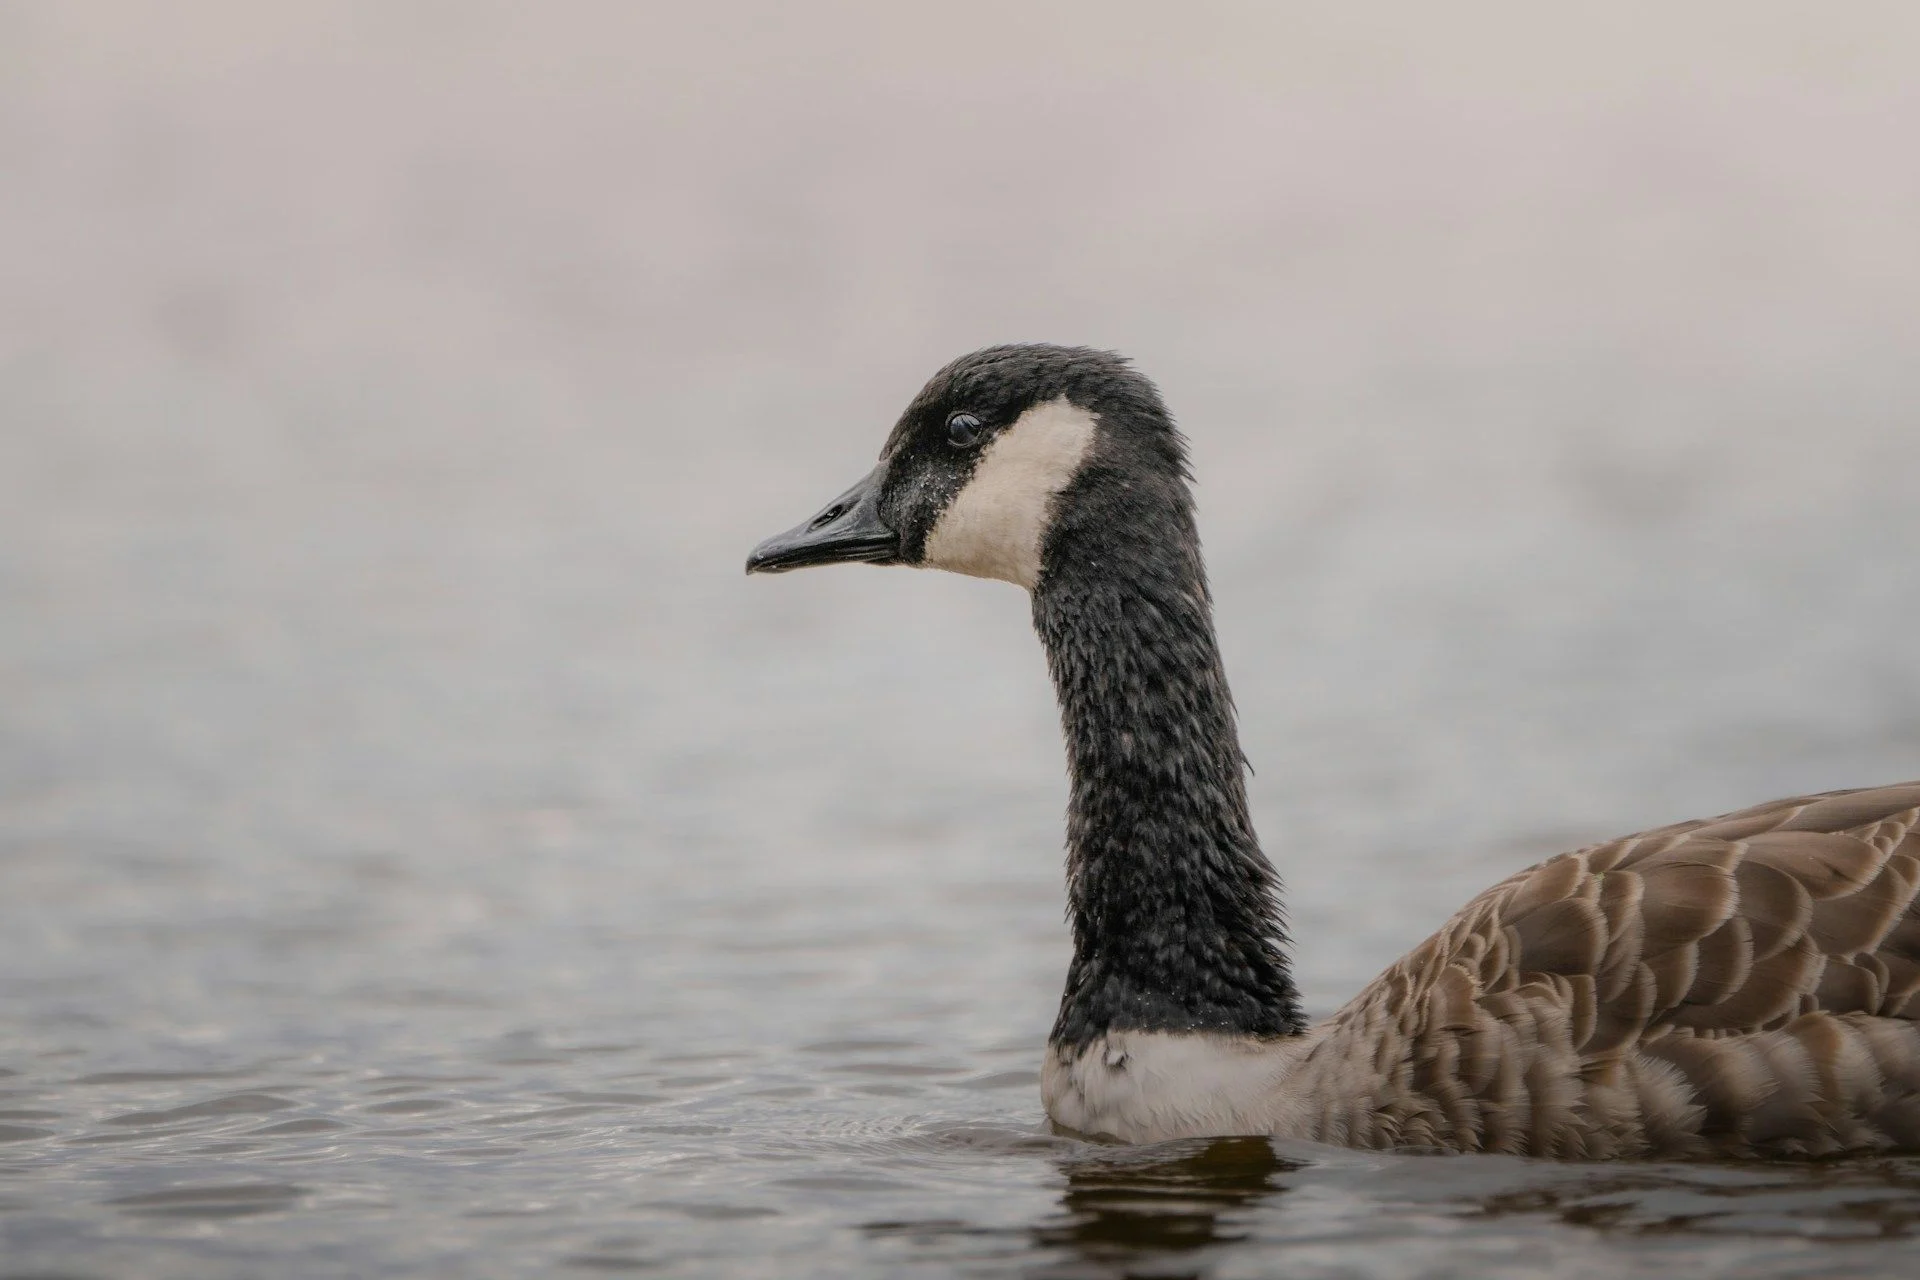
(1039, 1030), (1321, 1143)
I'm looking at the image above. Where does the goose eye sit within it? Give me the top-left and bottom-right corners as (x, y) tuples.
(945, 413), (985, 449)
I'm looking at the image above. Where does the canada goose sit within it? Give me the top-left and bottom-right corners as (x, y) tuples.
(744, 344), (1920, 1158)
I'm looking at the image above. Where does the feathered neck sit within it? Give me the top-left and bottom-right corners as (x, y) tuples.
(1031, 438), (1304, 1049)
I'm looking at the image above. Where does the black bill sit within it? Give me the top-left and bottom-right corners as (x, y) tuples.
(744, 465), (899, 575)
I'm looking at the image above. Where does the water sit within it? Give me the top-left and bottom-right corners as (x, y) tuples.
(6, 3), (1920, 1276)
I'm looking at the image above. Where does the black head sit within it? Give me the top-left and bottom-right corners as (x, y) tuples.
(745, 345), (1188, 589)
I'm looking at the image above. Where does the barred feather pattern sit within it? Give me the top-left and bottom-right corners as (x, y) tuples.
(1286, 782), (1920, 1158)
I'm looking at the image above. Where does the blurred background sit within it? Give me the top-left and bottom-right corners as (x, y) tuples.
(4, 3), (1920, 1276)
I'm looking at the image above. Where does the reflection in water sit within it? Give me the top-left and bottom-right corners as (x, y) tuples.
(862, 1136), (1294, 1278)
(1032, 1137), (1294, 1277)
(1457, 1157), (1920, 1240)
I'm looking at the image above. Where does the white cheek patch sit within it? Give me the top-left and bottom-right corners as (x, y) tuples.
(921, 398), (1097, 589)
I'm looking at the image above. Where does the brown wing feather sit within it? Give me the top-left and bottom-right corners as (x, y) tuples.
(1311, 781), (1920, 1158)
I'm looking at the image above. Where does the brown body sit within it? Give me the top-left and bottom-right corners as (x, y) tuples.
(1297, 782), (1920, 1157)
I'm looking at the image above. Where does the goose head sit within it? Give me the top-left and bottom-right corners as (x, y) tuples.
(745, 344), (1187, 590)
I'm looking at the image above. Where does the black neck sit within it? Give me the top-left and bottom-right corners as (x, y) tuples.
(1033, 464), (1305, 1049)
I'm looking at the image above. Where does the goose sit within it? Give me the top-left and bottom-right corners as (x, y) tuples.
(744, 344), (1920, 1158)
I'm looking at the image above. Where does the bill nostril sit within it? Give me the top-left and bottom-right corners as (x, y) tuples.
(809, 503), (846, 531)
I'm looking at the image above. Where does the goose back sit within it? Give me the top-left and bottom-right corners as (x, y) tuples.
(1293, 781), (1920, 1157)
